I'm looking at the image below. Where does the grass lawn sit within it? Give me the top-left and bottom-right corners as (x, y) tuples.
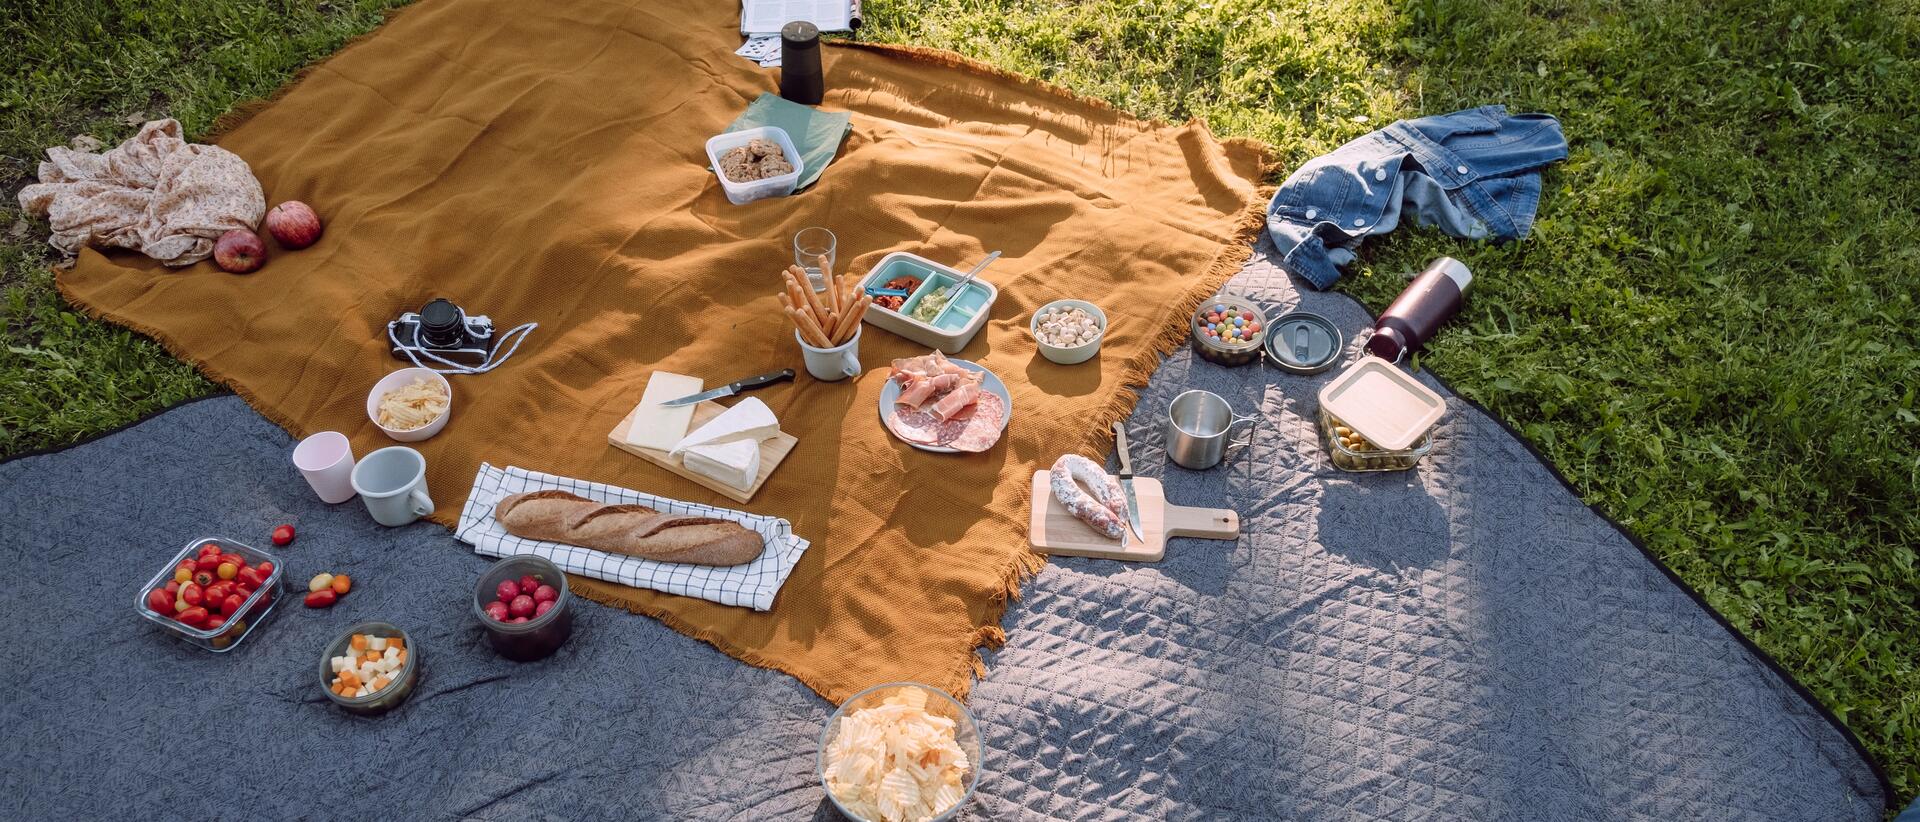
(5, 0), (1917, 800)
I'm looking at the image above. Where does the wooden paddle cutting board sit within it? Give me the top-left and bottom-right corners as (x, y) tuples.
(608, 401), (796, 504)
(1028, 472), (1239, 562)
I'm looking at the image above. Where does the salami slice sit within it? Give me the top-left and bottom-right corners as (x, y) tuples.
(942, 391), (1005, 452)
(884, 405), (946, 444)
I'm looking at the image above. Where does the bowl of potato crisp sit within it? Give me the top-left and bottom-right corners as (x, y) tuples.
(817, 682), (980, 822)
(366, 367), (452, 442)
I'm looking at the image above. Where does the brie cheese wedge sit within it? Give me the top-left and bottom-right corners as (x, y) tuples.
(670, 397), (778, 457)
(681, 439), (761, 491)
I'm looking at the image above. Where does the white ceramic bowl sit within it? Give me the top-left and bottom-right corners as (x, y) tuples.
(818, 682), (981, 822)
(1029, 299), (1106, 365)
(366, 367), (451, 442)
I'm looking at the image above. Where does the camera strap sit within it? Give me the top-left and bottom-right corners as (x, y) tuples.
(388, 320), (539, 375)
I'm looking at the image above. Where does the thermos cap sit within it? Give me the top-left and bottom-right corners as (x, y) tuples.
(781, 21), (820, 49)
(1428, 256), (1473, 291)
(1263, 311), (1343, 374)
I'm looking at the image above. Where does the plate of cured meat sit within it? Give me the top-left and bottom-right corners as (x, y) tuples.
(879, 351), (1011, 453)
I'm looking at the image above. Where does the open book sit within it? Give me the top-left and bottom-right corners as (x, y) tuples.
(740, 0), (861, 36)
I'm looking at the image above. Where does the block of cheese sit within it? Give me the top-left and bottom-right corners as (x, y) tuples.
(681, 439), (761, 491)
(623, 372), (703, 451)
(670, 397), (779, 457)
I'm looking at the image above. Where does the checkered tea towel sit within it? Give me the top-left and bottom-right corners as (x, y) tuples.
(455, 463), (809, 611)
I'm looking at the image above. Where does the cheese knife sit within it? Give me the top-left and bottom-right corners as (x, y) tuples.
(1112, 421), (1145, 542)
(659, 369), (795, 407)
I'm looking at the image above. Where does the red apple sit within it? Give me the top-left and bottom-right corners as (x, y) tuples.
(264, 201), (323, 249)
(213, 229), (266, 273)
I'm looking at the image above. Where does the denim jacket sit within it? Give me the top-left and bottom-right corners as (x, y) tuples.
(1266, 106), (1568, 289)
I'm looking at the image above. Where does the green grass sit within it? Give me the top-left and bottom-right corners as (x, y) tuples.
(4, 0), (1917, 800)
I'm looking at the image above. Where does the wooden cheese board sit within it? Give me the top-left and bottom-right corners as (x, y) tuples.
(608, 400), (796, 504)
(1028, 472), (1239, 562)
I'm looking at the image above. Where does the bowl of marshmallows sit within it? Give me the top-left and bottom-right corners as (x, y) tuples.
(1029, 300), (1106, 365)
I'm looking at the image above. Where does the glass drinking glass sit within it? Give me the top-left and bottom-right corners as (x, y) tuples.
(793, 227), (836, 292)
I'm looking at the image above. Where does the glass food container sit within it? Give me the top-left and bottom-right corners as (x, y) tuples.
(133, 537), (287, 653)
(1189, 294), (1266, 367)
(818, 682), (981, 822)
(472, 554), (574, 662)
(1315, 356), (1447, 472)
(1319, 406), (1435, 472)
(319, 621), (421, 716)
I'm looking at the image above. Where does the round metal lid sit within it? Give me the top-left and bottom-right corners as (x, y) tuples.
(1263, 311), (1343, 374)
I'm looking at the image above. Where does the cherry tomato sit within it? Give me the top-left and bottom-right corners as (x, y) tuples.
(303, 589), (338, 609)
(255, 561), (275, 579)
(201, 582), (228, 606)
(219, 553), (246, 568)
(182, 583), (205, 608)
(173, 567), (192, 584)
(198, 543), (222, 558)
(270, 524), (295, 546)
(235, 584), (255, 599)
(204, 614), (226, 630)
(193, 570), (215, 588)
(146, 589), (175, 614)
(163, 580), (180, 594)
(176, 606), (209, 627)
(236, 567), (266, 589)
(330, 574), (352, 596)
(196, 555), (222, 573)
(216, 562), (239, 580)
(223, 594), (246, 615)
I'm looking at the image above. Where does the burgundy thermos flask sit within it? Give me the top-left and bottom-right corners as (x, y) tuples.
(1364, 257), (1473, 363)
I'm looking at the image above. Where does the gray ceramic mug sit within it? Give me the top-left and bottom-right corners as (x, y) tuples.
(350, 446), (435, 526)
(1165, 390), (1258, 470)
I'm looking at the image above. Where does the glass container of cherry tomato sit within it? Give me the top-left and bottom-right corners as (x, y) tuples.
(471, 555), (574, 662)
(1189, 294), (1267, 367)
(133, 537), (287, 653)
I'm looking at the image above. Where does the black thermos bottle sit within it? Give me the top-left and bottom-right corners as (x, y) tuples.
(779, 22), (824, 105)
(1364, 257), (1474, 363)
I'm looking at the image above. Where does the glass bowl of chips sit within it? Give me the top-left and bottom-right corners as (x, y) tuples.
(818, 682), (981, 822)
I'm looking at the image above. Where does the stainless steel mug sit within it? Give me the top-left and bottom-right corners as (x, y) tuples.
(1165, 390), (1258, 469)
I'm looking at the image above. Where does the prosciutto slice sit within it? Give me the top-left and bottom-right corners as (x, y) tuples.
(930, 378), (982, 422)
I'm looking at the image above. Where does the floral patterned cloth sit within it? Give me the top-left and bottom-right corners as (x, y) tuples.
(17, 119), (263, 266)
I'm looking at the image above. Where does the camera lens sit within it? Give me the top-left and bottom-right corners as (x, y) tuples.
(419, 299), (464, 348)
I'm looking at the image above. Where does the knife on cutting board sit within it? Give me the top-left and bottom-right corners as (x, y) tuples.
(659, 369), (795, 407)
(1113, 421), (1146, 542)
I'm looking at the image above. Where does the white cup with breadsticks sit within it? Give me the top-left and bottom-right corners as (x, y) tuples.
(780, 264), (869, 381)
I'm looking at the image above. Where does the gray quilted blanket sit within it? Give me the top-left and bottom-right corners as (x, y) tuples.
(0, 243), (1885, 820)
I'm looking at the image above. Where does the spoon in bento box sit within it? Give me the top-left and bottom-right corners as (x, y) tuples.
(951, 250), (1002, 293)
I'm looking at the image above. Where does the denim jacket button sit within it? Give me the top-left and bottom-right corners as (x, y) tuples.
(1352, 218), (1366, 227)
(1455, 164), (1469, 175)
(1374, 168), (1387, 181)
(1305, 209), (1317, 220)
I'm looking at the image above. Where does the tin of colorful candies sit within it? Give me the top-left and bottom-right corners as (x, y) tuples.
(1189, 294), (1266, 366)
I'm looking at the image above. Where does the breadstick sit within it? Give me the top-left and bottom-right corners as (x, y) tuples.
(785, 306), (829, 348)
(796, 307), (833, 348)
(777, 291), (794, 312)
(782, 270), (810, 312)
(831, 295), (870, 344)
(792, 266), (830, 324)
(823, 266), (840, 314)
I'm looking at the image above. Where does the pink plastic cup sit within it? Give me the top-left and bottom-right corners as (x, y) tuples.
(293, 431), (357, 504)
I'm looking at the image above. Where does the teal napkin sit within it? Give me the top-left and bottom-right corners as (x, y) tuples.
(726, 93), (851, 191)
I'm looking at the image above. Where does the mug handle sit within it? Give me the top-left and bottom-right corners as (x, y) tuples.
(1226, 410), (1259, 448)
(409, 489), (435, 518)
(840, 348), (862, 378)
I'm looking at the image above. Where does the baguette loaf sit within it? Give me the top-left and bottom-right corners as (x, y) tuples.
(493, 490), (764, 567)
